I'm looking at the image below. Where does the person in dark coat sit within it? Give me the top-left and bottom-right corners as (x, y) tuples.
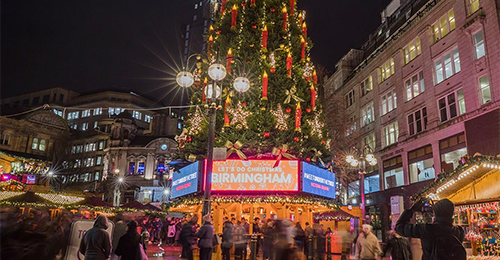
(221, 219), (233, 260)
(395, 198), (465, 260)
(196, 214), (215, 260)
(180, 215), (198, 260)
(314, 224), (325, 260)
(115, 220), (147, 260)
(383, 232), (412, 260)
(79, 215), (112, 260)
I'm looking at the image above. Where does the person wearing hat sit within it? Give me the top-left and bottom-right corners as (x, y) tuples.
(79, 215), (112, 260)
(355, 224), (382, 260)
(395, 198), (465, 260)
(115, 220), (147, 260)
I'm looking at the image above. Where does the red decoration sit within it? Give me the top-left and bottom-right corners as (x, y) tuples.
(306, 157), (311, 162)
(313, 69), (318, 84)
(285, 107), (292, 114)
(241, 102), (247, 106)
(264, 132), (270, 138)
(305, 76), (310, 81)
(321, 140), (326, 144)
(282, 7), (288, 30)
(262, 25), (268, 50)
(187, 136), (193, 142)
(224, 96), (231, 127)
(251, 0), (256, 7)
(217, 30), (222, 34)
(202, 77), (207, 103)
(299, 12), (303, 24)
(306, 107), (312, 113)
(252, 25), (257, 29)
(221, 0), (227, 14)
(295, 103), (302, 131)
(231, 5), (238, 28)
(302, 22), (307, 38)
(262, 71), (268, 101)
(227, 48), (233, 74)
(294, 136), (300, 142)
(241, 2), (246, 7)
(290, 0), (295, 14)
(310, 85), (316, 111)
(286, 53), (292, 78)
(270, 67), (276, 73)
(270, 8), (275, 12)
(207, 35), (214, 56)
(301, 37), (306, 61)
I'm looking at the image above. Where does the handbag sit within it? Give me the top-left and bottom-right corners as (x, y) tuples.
(213, 234), (221, 247)
(136, 242), (148, 260)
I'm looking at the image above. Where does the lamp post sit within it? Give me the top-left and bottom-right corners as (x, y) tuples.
(345, 146), (377, 222)
(176, 55), (250, 216)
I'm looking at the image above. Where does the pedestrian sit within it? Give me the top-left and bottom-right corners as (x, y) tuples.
(395, 198), (466, 260)
(115, 220), (148, 260)
(167, 218), (176, 246)
(314, 224), (325, 260)
(221, 218), (233, 260)
(304, 222), (313, 256)
(382, 231), (412, 260)
(110, 217), (127, 260)
(151, 217), (163, 244)
(175, 218), (183, 246)
(355, 224), (382, 260)
(253, 217), (262, 255)
(233, 221), (246, 260)
(196, 214), (215, 260)
(78, 215), (112, 260)
(262, 221), (274, 260)
(180, 215), (198, 260)
(293, 222), (305, 250)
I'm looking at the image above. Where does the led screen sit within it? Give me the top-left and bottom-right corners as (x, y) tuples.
(171, 162), (199, 199)
(301, 162), (336, 199)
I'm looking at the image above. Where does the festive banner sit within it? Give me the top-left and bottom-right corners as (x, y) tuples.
(64, 220), (114, 260)
(210, 160), (299, 192)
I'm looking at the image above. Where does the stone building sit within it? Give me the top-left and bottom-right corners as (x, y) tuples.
(324, 0), (500, 240)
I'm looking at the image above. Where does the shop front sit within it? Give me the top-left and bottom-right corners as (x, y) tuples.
(414, 155), (500, 259)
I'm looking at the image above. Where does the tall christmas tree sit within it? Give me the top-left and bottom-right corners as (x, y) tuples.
(179, 0), (330, 164)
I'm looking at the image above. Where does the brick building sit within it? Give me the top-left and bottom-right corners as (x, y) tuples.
(324, 0), (500, 240)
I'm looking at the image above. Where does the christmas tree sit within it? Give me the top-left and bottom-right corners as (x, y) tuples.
(179, 0), (330, 164)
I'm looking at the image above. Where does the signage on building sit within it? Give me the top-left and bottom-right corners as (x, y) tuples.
(171, 161), (199, 199)
(210, 160), (299, 192)
(64, 220), (114, 260)
(301, 162), (336, 199)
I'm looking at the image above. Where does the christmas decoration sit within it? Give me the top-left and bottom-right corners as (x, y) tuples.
(285, 107), (292, 114)
(295, 103), (302, 131)
(269, 52), (276, 73)
(262, 71), (268, 101)
(224, 96), (231, 127)
(307, 113), (324, 138)
(202, 77), (208, 102)
(263, 132), (270, 138)
(187, 108), (204, 135)
(302, 22), (307, 37)
(313, 210), (357, 222)
(227, 101), (253, 129)
(175, 128), (189, 148)
(282, 7), (288, 30)
(225, 140), (247, 159)
(231, 5), (238, 29)
(227, 48), (233, 74)
(293, 136), (300, 142)
(284, 85), (304, 104)
(251, 0), (256, 7)
(262, 25), (268, 51)
(208, 35), (214, 56)
(286, 52), (292, 77)
(289, 0), (295, 14)
(313, 69), (318, 84)
(310, 84), (316, 110)
(301, 36), (306, 61)
(305, 107), (312, 113)
(272, 145), (297, 168)
(270, 104), (290, 131)
(221, 0), (227, 14)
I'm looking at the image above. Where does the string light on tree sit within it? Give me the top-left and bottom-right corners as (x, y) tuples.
(188, 108), (204, 135)
(270, 104), (290, 130)
(307, 113), (325, 138)
(227, 101), (253, 130)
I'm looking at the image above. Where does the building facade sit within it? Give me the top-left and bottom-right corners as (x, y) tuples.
(324, 0), (500, 240)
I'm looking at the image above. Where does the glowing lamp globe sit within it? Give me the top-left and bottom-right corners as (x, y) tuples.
(204, 84), (222, 99)
(176, 71), (195, 87)
(346, 155), (354, 164)
(208, 63), (227, 81)
(233, 77), (251, 93)
(350, 159), (360, 167)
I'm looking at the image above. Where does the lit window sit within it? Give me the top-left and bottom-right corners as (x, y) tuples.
(93, 107), (103, 115)
(361, 102), (374, 127)
(434, 47), (460, 84)
(438, 89), (465, 122)
(403, 37), (421, 64)
(382, 121), (399, 147)
(364, 174), (380, 193)
(431, 10), (455, 43)
(94, 121), (98, 129)
(32, 138), (39, 150)
(346, 116), (357, 137)
(145, 115), (151, 123)
(406, 71), (425, 101)
(473, 30), (485, 59)
(39, 139), (46, 151)
(479, 75), (491, 104)
(361, 76), (373, 96)
(407, 107), (427, 136)
(378, 58), (395, 83)
(82, 109), (91, 117)
(364, 133), (376, 150)
(381, 89), (397, 115)
(82, 123), (89, 131)
(468, 0), (480, 14)
(98, 141), (104, 150)
(133, 111), (142, 120)
(384, 167), (404, 189)
(67, 112), (79, 120)
(344, 90), (355, 108)
(95, 171), (100, 181)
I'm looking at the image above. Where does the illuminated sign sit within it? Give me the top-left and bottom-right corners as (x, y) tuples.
(171, 162), (199, 199)
(301, 162), (336, 199)
(211, 160), (299, 192)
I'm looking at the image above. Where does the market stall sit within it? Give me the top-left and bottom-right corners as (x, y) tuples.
(414, 155), (500, 259)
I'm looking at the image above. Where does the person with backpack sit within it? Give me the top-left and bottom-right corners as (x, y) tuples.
(395, 198), (466, 260)
(115, 221), (148, 260)
(196, 214), (215, 260)
(382, 231), (412, 260)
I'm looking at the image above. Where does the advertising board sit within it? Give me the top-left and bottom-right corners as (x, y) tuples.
(171, 161), (199, 199)
(210, 160), (299, 191)
(301, 162), (336, 199)
(64, 220), (114, 260)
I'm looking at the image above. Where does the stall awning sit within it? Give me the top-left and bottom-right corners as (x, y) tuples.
(413, 155), (500, 204)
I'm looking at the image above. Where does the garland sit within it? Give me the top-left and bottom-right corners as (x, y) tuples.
(313, 211), (357, 222)
(456, 202), (499, 213)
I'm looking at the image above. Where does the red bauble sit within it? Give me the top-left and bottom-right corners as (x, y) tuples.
(241, 2), (246, 7)
(187, 136), (192, 142)
(270, 67), (276, 73)
(306, 158), (311, 162)
(242, 102), (247, 106)
(270, 8), (275, 12)
(217, 30), (222, 34)
(285, 108), (292, 113)
(263, 132), (270, 138)
(321, 140), (326, 144)
(305, 108), (312, 113)
(305, 76), (310, 81)
(252, 25), (257, 29)
(293, 136), (300, 142)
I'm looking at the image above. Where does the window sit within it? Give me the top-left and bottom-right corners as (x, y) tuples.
(408, 146), (435, 183)
(109, 108), (124, 116)
(479, 75), (491, 104)
(32, 97), (40, 105)
(128, 162), (136, 175)
(133, 111), (142, 120)
(82, 109), (91, 117)
(364, 133), (376, 150)
(361, 102), (375, 127)
(145, 115), (151, 123)
(98, 141), (104, 150)
(39, 139), (46, 151)
(53, 109), (63, 117)
(32, 138), (39, 150)
(95, 171), (100, 181)
(468, 0), (480, 14)
(431, 10), (456, 43)
(384, 167), (404, 188)
(178, 122), (182, 129)
(82, 123), (89, 131)
(473, 30), (485, 59)
(70, 124), (77, 130)
(42, 95), (49, 103)
(441, 147), (467, 171)
(408, 107), (427, 136)
(361, 76), (373, 96)
(434, 47), (461, 84)
(438, 89), (465, 122)
(345, 90), (355, 108)
(94, 121), (98, 129)
(96, 156), (102, 166)
(346, 116), (357, 137)
(94, 107), (103, 115)
(382, 121), (399, 147)
(378, 58), (395, 83)
(67, 112), (79, 120)
(403, 37), (421, 64)
(0, 133), (10, 145)
(348, 180), (360, 198)
(138, 162), (145, 175)
(59, 94), (64, 102)
(365, 174), (380, 193)
(406, 71), (425, 101)
(381, 89), (397, 115)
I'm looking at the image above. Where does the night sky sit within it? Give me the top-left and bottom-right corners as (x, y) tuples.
(1, 0), (384, 104)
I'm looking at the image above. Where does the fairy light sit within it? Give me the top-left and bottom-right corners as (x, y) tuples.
(306, 113), (324, 138)
(38, 193), (85, 205)
(188, 107), (204, 135)
(227, 101), (253, 129)
(0, 191), (24, 201)
(270, 104), (290, 130)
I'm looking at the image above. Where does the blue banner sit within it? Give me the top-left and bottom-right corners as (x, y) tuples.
(171, 162), (199, 199)
(302, 162), (336, 199)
